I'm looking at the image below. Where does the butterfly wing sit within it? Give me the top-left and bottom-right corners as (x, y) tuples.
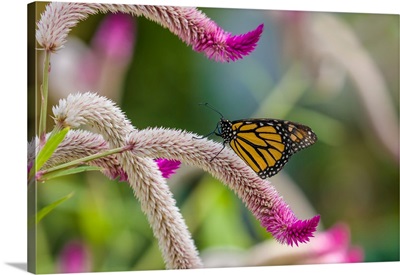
(228, 119), (317, 178)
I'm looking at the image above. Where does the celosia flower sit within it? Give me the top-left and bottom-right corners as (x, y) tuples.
(193, 23), (264, 62)
(127, 126), (320, 247)
(28, 131), (181, 182)
(52, 92), (320, 250)
(261, 202), (320, 246)
(29, 130), (128, 182)
(36, 3), (97, 52)
(36, 3), (263, 62)
(52, 92), (202, 269)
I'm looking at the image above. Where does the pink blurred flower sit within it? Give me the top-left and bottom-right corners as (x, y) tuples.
(202, 222), (363, 267)
(49, 12), (135, 102)
(58, 240), (92, 273)
(304, 223), (364, 264)
(93, 13), (135, 61)
(242, 222), (363, 266)
(79, 12), (135, 89)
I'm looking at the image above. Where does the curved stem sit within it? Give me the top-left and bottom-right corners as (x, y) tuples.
(39, 145), (128, 176)
(39, 50), (50, 146)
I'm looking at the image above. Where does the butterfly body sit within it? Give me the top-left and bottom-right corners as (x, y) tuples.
(215, 117), (317, 178)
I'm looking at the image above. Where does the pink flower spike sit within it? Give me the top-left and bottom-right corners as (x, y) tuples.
(194, 24), (264, 62)
(36, 3), (263, 62)
(261, 202), (320, 246)
(155, 159), (181, 178)
(126, 126), (320, 246)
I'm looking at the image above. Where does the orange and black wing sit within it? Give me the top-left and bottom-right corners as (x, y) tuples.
(227, 119), (317, 178)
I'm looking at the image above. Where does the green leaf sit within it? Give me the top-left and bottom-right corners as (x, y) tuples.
(36, 127), (70, 171)
(36, 192), (74, 224)
(41, 166), (100, 182)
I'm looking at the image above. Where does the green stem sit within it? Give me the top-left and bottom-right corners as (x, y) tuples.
(38, 145), (131, 177)
(39, 50), (51, 145)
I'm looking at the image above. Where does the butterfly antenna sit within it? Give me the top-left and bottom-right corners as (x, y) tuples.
(198, 102), (224, 118)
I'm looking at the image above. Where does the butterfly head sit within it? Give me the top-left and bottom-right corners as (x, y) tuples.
(215, 118), (235, 143)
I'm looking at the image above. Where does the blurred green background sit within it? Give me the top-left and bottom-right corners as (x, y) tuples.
(28, 3), (399, 273)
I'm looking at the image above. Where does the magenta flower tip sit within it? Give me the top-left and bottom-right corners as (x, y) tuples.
(195, 23), (264, 62)
(262, 213), (320, 247)
(155, 159), (181, 178)
(225, 23), (264, 61)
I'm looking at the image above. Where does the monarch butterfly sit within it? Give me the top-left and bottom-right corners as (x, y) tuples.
(203, 104), (318, 178)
